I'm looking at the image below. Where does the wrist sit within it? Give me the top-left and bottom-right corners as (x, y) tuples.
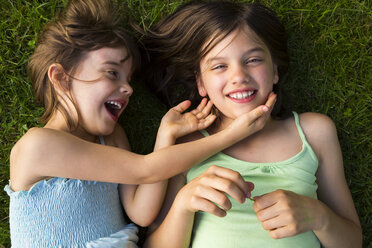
(155, 126), (177, 150)
(159, 119), (179, 138)
(313, 199), (330, 232)
(218, 126), (242, 146)
(173, 189), (196, 218)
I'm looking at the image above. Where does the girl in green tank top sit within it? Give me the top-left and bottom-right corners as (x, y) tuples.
(141, 2), (362, 248)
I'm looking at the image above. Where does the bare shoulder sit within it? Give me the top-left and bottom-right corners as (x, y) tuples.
(298, 112), (339, 156)
(298, 112), (337, 139)
(11, 127), (55, 163)
(10, 127), (61, 190)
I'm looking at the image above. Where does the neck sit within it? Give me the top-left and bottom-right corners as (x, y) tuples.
(208, 114), (274, 136)
(44, 111), (98, 143)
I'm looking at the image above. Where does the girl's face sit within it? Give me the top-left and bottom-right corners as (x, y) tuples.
(197, 26), (278, 128)
(69, 46), (133, 137)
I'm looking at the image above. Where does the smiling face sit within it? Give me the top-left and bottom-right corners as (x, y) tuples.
(68, 46), (133, 138)
(197, 25), (279, 129)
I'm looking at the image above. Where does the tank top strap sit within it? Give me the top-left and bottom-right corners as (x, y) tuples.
(201, 113), (310, 148)
(199, 129), (210, 137)
(292, 111), (312, 149)
(99, 136), (105, 145)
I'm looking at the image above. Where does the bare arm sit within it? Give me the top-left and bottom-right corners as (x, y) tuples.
(144, 166), (253, 248)
(121, 99), (215, 226)
(10, 94), (276, 190)
(304, 113), (362, 247)
(253, 113), (362, 247)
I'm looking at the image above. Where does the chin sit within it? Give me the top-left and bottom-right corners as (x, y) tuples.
(98, 125), (116, 136)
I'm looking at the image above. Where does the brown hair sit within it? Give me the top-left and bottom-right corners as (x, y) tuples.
(28, 0), (139, 129)
(140, 1), (290, 118)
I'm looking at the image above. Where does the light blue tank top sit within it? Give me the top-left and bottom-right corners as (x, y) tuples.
(4, 136), (138, 248)
(187, 112), (321, 248)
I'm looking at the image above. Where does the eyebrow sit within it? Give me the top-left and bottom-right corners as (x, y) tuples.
(102, 53), (130, 66)
(206, 47), (265, 64)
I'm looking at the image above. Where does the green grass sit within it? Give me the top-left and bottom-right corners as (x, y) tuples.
(0, 0), (371, 247)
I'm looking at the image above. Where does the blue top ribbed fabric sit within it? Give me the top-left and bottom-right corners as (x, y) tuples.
(4, 136), (138, 248)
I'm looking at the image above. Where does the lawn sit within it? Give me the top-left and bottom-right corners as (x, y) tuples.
(0, 0), (370, 247)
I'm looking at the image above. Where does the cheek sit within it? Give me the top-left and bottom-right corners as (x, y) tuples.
(202, 74), (225, 94)
(253, 67), (276, 86)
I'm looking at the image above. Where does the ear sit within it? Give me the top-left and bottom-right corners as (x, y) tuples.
(48, 63), (70, 91)
(273, 64), (279, 85)
(196, 72), (207, 97)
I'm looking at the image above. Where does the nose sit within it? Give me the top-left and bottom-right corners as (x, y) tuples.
(230, 64), (247, 85)
(119, 82), (133, 96)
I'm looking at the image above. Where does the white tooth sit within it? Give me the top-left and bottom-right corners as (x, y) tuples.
(229, 91), (255, 99)
(107, 101), (122, 109)
(230, 93), (239, 99)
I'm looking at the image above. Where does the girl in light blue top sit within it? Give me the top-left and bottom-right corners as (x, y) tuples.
(141, 1), (362, 248)
(5, 0), (276, 247)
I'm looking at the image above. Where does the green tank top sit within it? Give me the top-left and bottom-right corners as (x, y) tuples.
(187, 112), (321, 248)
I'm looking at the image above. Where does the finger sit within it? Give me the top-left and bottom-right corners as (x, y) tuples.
(191, 98), (208, 116)
(192, 197), (227, 217)
(200, 100), (214, 116)
(172, 100), (191, 113)
(194, 184), (232, 211)
(203, 166), (248, 203)
(253, 195), (276, 212)
(255, 203), (281, 222)
(196, 98), (208, 111)
(243, 104), (271, 125)
(269, 225), (297, 239)
(197, 114), (216, 129)
(192, 98), (211, 119)
(253, 189), (288, 212)
(246, 181), (255, 191)
(264, 92), (277, 110)
(200, 175), (245, 204)
(245, 181), (255, 199)
(247, 93), (277, 131)
(260, 214), (283, 231)
(209, 166), (250, 197)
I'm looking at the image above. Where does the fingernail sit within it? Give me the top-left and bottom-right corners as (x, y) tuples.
(262, 106), (269, 112)
(245, 192), (251, 198)
(246, 181), (255, 191)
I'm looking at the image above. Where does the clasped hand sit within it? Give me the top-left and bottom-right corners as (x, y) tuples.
(253, 189), (323, 239)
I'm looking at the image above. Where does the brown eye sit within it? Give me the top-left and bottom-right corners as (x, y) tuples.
(245, 58), (262, 65)
(212, 64), (227, 70)
(106, 70), (118, 80)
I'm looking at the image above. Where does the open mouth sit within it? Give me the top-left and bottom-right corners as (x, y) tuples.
(104, 100), (124, 121)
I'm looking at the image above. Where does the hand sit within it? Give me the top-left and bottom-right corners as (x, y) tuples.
(174, 165), (254, 217)
(226, 92), (277, 140)
(160, 98), (216, 140)
(253, 189), (323, 239)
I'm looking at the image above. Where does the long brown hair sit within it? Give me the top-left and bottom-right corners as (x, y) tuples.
(140, 1), (290, 118)
(28, 0), (139, 129)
